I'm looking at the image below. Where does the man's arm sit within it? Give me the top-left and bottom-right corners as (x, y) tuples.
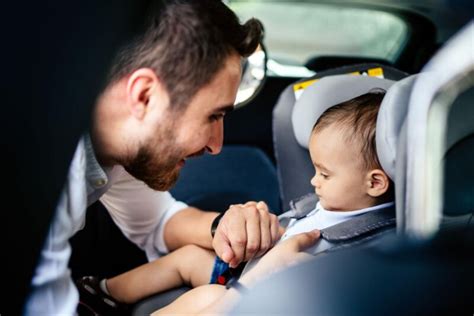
(25, 190), (82, 315)
(164, 207), (218, 251)
(102, 168), (281, 265)
(100, 167), (191, 259)
(26, 139), (89, 315)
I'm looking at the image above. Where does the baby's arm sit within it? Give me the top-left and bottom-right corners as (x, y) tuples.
(152, 284), (227, 315)
(152, 231), (319, 315)
(107, 245), (215, 304)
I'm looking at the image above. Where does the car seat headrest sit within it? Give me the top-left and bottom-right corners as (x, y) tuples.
(292, 75), (395, 150)
(376, 75), (418, 180)
(292, 75), (396, 177)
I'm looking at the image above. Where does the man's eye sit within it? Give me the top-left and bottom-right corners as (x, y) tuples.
(210, 114), (225, 122)
(321, 173), (329, 179)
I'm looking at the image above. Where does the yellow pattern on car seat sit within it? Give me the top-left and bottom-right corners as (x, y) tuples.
(293, 67), (385, 100)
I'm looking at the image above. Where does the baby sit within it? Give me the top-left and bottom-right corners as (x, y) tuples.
(280, 89), (394, 245)
(86, 90), (394, 314)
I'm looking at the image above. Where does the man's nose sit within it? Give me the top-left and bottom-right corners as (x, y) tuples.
(205, 120), (224, 155)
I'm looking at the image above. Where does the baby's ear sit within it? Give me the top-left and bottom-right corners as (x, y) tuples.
(366, 169), (389, 197)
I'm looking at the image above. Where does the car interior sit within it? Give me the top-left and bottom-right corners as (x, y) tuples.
(3, 0), (473, 315)
(233, 21), (474, 314)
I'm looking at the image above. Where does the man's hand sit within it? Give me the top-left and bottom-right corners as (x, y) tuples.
(212, 201), (281, 268)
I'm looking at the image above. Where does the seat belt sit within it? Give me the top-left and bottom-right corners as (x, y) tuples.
(278, 193), (396, 255)
(240, 194), (396, 277)
(278, 193), (319, 227)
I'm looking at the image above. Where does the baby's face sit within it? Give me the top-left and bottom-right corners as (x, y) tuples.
(309, 124), (374, 211)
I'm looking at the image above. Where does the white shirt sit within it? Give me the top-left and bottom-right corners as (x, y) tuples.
(242, 201), (395, 276)
(281, 201), (394, 242)
(24, 136), (187, 315)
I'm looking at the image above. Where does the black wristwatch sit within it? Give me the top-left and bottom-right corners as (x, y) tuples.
(211, 212), (226, 238)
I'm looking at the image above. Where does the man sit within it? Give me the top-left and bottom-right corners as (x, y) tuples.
(25, 1), (280, 314)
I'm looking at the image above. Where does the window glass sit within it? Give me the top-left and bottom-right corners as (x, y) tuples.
(229, 1), (408, 72)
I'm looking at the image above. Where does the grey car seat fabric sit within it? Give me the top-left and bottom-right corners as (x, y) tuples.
(292, 75), (395, 150)
(390, 73), (474, 231)
(132, 287), (190, 315)
(437, 86), (474, 230)
(273, 64), (408, 209)
(442, 65), (474, 222)
(374, 75), (419, 230)
(400, 22), (474, 236)
(443, 87), (474, 218)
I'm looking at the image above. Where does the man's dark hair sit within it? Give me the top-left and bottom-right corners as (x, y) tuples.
(108, 0), (263, 110)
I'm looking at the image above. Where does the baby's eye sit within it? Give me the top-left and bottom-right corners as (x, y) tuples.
(314, 167), (329, 179)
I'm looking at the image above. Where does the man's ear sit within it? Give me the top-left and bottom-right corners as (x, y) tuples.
(366, 169), (390, 197)
(126, 68), (162, 120)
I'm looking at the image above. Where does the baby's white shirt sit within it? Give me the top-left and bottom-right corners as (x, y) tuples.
(281, 201), (395, 242)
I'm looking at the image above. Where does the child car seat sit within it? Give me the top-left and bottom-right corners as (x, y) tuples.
(273, 64), (407, 209)
(275, 72), (419, 255)
(232, 22), (474, 316)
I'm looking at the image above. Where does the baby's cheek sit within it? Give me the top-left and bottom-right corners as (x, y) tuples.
(319, 199), (336, 211)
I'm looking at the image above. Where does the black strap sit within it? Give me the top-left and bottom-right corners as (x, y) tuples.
(320, 205), (396, 242)
(211, 212), (226, 238)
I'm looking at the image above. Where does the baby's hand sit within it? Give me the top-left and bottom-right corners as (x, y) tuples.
(240, 230), (320, 286)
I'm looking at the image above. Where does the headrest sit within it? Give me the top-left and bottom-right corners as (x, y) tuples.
(376, 75), (418, 179)
(292, 74), (423, 181)
(292, 74), (395, 149)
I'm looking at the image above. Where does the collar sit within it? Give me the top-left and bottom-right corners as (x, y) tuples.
(84, 134), (109, 190)
(317, 201), (395, 217)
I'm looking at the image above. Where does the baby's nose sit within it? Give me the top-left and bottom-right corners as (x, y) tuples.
(311, 176), (320, 188)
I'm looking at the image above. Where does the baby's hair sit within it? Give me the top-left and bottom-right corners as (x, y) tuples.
(312, 89), (386, 171)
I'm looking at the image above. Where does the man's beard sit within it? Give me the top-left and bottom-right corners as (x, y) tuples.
(123, 137), (185, 191)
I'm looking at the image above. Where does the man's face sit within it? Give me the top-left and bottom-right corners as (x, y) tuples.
(124, 54), (241, 191)
(309, 124), (374, 211)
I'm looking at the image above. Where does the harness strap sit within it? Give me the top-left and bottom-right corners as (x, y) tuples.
(320, 206), (396, 242)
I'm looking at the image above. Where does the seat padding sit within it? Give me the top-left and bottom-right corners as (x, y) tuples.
(292, 75), (394, 149)
(170, 145), (280, 213)
(376, 75), (417, 180)
(273, 63), (408, 210)
(443, 134), (474, 216)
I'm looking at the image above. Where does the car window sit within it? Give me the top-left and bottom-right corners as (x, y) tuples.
(229, 1), (408, 76)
